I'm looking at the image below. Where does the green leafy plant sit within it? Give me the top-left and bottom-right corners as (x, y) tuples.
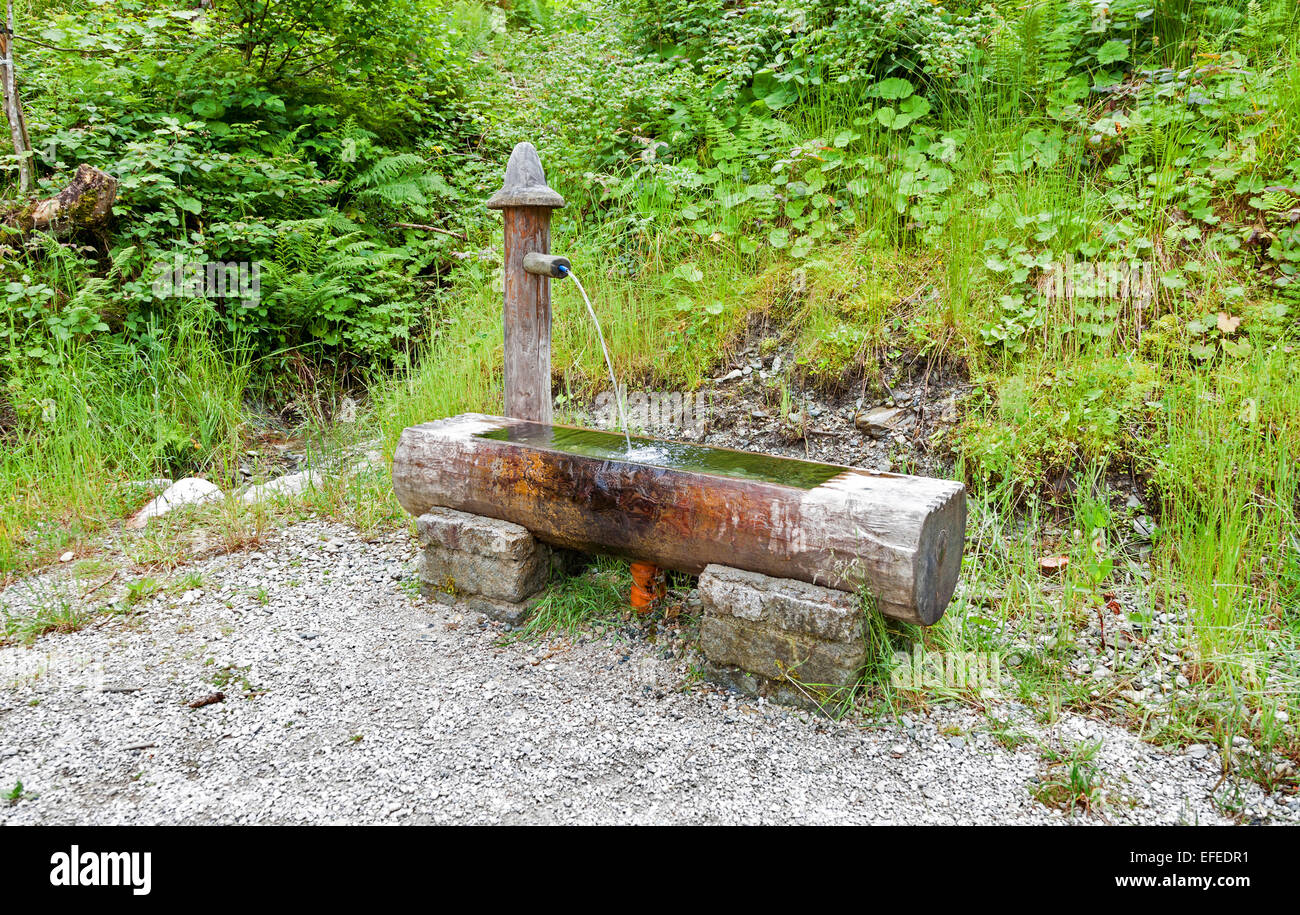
(1032, 739), (1106, 814)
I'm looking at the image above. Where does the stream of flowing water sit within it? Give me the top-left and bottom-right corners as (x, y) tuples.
(567, 271), (633, 453)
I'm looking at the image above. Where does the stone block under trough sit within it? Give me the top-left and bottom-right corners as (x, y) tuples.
(416, 507), (550, 621)
(699, 564), (865, 708)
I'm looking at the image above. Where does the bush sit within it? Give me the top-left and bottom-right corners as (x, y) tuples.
(3, 0), (491, 374)
(629, 0), (992, 106)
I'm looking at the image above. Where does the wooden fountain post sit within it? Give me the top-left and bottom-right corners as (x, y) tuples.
(487, 142), (566, 423)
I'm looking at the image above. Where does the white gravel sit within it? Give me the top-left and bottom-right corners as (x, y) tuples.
(1, 521), (1291, 825)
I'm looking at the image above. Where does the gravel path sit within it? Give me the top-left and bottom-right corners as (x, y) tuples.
(1, 521), (1290, 825)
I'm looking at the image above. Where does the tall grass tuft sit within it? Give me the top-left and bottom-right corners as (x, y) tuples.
(0, 304), (249, 574)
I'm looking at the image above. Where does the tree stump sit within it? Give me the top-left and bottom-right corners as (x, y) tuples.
(10, 164), (119, 234)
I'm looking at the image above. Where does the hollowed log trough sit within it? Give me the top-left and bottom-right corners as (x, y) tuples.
(393, 414), (966, 625)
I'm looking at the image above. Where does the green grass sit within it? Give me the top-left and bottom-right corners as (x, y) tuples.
(986, 715), (1032, 750)
(0, 305), (249, 576)
(124, 576), (162, 606)
(1, 595), (94, 645)
(0, 309), (402, 578)
(1031, 738), (1106, 815)
(506, 556), (632, 643)
(5, 780), (33, 805)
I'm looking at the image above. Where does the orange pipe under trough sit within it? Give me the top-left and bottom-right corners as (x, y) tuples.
(630, 562), (666, 613)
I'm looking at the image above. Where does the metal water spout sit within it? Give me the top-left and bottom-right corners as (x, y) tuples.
(523, 252), (571, 278)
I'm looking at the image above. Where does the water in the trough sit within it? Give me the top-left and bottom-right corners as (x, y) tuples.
(477, 423), (848, 490)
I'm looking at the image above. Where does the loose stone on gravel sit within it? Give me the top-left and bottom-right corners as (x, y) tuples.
(853, 406), (911, 438)
(126, 477), (225, 530)
(239, 469), (323, 504)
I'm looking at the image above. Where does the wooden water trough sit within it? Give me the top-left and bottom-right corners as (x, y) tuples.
(392, 414), (966, 626)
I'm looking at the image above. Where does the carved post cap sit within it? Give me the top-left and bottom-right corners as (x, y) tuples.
(486, 142), (566, 209)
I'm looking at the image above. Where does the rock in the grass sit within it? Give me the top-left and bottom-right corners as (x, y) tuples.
(698, 564), (865, 704)
(853, 406), (909, 438)
(239, 469), (322, 504)
(1038, 555), (1069, 576)
(416, 508), (549, 607)
(937, 394), (960, 424)
(347, 443), (385, 476)
(1132, 515), (1156, 539)
(126, 478), (224, 530)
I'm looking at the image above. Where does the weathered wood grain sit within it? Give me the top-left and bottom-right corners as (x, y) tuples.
(500, 206), (553, 424)
(392, 414), (967, 625)
(486, 142), (565, 424)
